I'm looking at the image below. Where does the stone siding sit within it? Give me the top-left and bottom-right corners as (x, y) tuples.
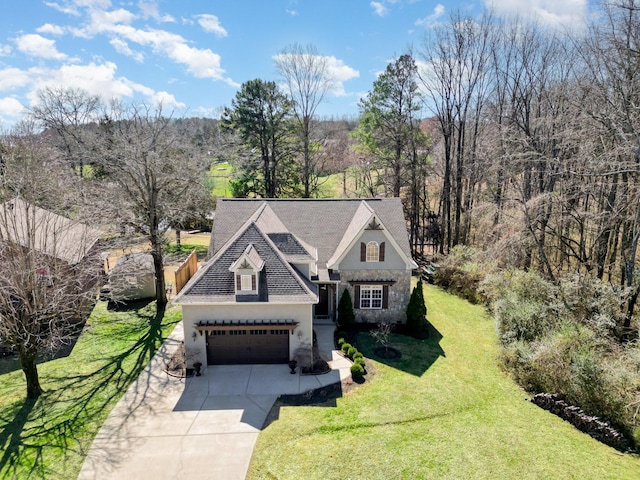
(338, 269), (411, 324)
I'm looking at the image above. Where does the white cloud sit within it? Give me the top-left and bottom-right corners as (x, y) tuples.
(67, 4), (234, 84)
(0, 68), (32, 90)
(485, 0), (588, 28)
(138, 1), (175, 22)
(36, 23), (65, 35)
(151, 90), (185, 109)
(325, 56), (360, 97)
(196, 14), (228, 37)
(110, 38), (144, 62)
(371, 1), (388, 17)
(0, 97), (25, 117)
(415, 4), (445, 28)
(15, 34), (67, 60)
(0, 44), (11, 56)
(286, 9), (298, 16)
(88, 8), (137, 30)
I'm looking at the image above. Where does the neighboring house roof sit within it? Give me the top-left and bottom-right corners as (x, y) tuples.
(209, 198), (414, 268)
(174, 221), (317, 305)
(0, 198), (102, 265)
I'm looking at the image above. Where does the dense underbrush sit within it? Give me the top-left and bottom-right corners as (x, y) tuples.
(433, 246), (640, 448)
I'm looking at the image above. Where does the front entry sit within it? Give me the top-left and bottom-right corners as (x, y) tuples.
(316, 284), (329, 316)
(206, 327), (289, 365)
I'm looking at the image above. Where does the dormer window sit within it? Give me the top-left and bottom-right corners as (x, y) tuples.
(229, 244), (264, 297)
(237, 273), (256, 292)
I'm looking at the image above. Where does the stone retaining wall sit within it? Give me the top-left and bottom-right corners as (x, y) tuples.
(531, 393), (633, 452)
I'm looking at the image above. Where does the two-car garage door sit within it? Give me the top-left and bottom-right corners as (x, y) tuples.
(206, 327), (290, 365)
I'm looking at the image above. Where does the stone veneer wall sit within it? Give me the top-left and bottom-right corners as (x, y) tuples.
(338, 269), (411, 324)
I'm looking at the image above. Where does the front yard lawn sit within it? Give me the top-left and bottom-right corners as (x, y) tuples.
(0, 301), (181, 479)
(248, 284), (640, 479)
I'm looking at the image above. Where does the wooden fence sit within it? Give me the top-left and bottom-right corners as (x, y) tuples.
(175, 249), (198, 294)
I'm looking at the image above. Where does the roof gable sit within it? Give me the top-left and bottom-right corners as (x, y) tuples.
(175, 222), (317, 304)
(229, 244), (265, 272)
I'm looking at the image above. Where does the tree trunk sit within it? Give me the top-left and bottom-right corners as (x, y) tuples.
(175, 229), (181, 249)
(18, 343), (43, 399)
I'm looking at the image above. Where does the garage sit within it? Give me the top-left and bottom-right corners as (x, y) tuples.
(197, 320), (297, 365)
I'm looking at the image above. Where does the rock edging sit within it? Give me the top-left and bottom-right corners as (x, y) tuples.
(531, 393), (633, 452)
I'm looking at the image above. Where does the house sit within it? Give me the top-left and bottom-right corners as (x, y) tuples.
(173, 198), (417, 369)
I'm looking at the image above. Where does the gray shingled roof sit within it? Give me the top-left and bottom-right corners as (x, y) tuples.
(177, 222), (317, 304)
(209, 198), (412, 267)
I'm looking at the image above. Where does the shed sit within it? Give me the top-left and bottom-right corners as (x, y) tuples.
(107, 252), (156, 301)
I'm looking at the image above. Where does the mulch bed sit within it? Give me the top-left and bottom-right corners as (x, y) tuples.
(373, 346), (402, 359)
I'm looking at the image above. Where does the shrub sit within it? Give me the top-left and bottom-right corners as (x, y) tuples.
(355, 356), (365, 367)
(337, 289), (355, 328)
(337, 330), (347, 341)
(347, 346), (358, 359)
(350, 363), (365, 379)
(353, 351), (363, 360)
(337, 337), (346, 347)
(406, 278), (427, 332)
(341, 343), (352, 354)
(433, 246), (486, 303)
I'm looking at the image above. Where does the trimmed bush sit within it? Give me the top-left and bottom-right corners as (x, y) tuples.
(350, 363), (364, 379)
(347, 346), (358, 359)
(406, 278), (427, 333)
(337, 330), (347, 341)
(337, 337), (346, 347)
(337, 289), (355, 328)
(353, 351), (363, 361)
(355, 356), (366, 367)
(341, 342), (352, 354)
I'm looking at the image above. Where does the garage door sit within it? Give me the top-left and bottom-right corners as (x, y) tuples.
(206, 328), (290, 365)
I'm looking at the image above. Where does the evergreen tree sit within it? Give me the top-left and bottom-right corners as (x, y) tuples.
(406, 278), (427, 332)
(337, 288), (356, 328)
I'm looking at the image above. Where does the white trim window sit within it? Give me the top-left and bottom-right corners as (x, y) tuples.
(360, 285), (383, 309)
(240, 274), (253, 291)
(366, 241), (379, 262)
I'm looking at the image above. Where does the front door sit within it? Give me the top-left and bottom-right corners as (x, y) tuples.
(315, 284), (329, 316)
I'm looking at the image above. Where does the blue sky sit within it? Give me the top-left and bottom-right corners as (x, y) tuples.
(0, 0), (592, 127)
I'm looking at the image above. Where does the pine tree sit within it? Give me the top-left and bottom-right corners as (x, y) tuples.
(338, 289), (356, 328)
(406, 278), (427, 333)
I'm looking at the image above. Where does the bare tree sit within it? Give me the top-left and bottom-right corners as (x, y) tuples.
(0, 124), (102, 398)
(275, 43), (334, 197)
(29, 87), (101, 178)
(93, 102), (211, 307)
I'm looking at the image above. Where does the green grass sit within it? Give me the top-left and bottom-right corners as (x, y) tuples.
(0, 301), (181, 479)
(248, 284), (640, 479)
(208, 162), (233, 197)
(164, 242), (208, 256)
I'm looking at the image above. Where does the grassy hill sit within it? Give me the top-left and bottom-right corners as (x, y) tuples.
(247, 283), (640, 479)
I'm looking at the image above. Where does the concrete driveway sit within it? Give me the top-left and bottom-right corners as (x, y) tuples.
(78, 323), (350, 480)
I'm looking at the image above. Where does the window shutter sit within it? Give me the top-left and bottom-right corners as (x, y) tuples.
(236, 274), (241, 291)
(360, 242), (366, 261)
(354, 285), (361, 309)
(379, 242), (386, 262)
(251, 274), (256, 290)
(382, 285), (389, 309)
